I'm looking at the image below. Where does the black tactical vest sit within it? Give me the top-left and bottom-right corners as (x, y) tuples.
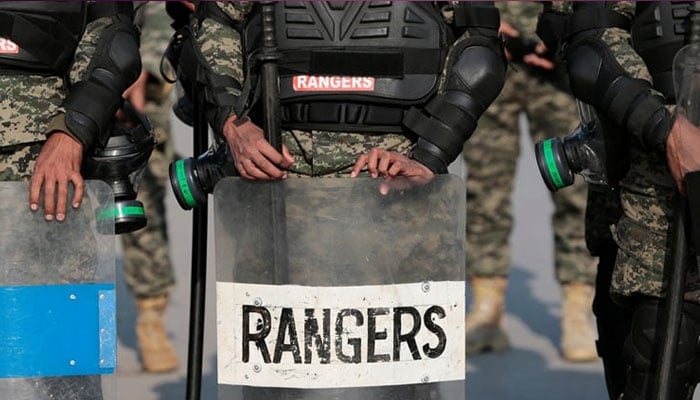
(0, 2), (87, 75)
(631, 1), (693, 102)
(244, 1), (451, 133)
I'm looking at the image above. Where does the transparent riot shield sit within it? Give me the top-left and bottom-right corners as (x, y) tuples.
(674, 43), (700, 124)
(214, 175), (465, 399)
(0, 181), (116, 400)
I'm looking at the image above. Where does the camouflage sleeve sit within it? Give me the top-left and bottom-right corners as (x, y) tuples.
(137, 2), (173, 84)
(48, 8), (142, 150)
(596, 3), (651, 82)
(46, 16), (115, 140)
(193, 1), (252, 134)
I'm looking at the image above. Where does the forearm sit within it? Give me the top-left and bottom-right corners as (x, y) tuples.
(192, 2), (249, 135)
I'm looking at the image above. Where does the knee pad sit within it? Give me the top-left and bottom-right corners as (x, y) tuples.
(623, 301), (700, 400)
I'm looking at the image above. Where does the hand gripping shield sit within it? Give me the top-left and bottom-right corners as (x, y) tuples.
(213, 175), (465, 400)
(0, 181), (116, 400)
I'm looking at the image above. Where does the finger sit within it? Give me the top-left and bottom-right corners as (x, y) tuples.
(351, 154), (368, 177)
(388, 162), (404, 177)
(367, 149), (380, 178)
(71, 173), (84, 209)
(377, 154), (393, 177)
(240, 158), (276, 180)
(55, 177), (69, 221)
(281, 144), (294, 167)
(29, 172), (44, 211)
(251, 153), (286, 179)
(43, 179), (56, 221)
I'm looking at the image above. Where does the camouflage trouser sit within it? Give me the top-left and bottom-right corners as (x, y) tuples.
(611, 144), (700, 303)
(120, 95), (176, 298)
(463, 68), (597, 285)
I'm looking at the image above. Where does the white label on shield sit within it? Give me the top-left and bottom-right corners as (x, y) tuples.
(217, 281), (465, 389)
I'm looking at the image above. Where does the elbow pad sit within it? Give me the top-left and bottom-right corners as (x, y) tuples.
(405, 38), (505, 173)
(566, 37), (671, 152)
(61, 17), (141, 150)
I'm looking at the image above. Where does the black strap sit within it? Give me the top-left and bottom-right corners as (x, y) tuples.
(88, 2), (134, 22)
(453, 6), (500, 30)
(278, 48), (443, 77)
(567, 8), (631, 38)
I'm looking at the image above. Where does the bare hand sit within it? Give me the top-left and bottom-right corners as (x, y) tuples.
(350, 148), (434, 194)
(29, 132), (84, 221)
(122, 69), (148, 112)
(523, 42), (555, 70)
(222, 115), (293, 180)
(666, 113), (700, 194)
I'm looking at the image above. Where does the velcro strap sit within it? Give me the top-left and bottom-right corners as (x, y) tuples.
(279, 49), (443, 77)
(604, 78), (650, 126)
(453, 6), (500, 30)
(567, 8), (631, 38)
(63, 80), (123, 149)
(424, 97), (478, 133)
(88, 2), (134, 22)
(0, 11), (78, 73)
(282, 103), (405, 130)
(403, 107), (464, 153)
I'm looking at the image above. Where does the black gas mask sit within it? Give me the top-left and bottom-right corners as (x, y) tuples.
(169, 143), (236, 210)
(82, 101), (155, 234)
(534, 101), (626, 191)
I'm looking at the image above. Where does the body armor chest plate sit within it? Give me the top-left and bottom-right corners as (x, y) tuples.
(244, 1), (452, 132)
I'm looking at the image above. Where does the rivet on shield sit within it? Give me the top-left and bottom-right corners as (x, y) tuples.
(253, 297), (263, 306)
(69, 294), (77, 301)
(100, 359), (106, 366)
(421, 375), (430, 383)
(99, 293), (106, 300)
(69, 360), (76, 366)
(253, 364), (262, 373)
(421, 282), (431, 293)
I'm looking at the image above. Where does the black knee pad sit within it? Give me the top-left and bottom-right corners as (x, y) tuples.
(622, 300), (700, 400)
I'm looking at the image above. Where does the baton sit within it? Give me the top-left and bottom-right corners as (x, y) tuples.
(260, 1), (289, 284)
(655, 172), (700, 400)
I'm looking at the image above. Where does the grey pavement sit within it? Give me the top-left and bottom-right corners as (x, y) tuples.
(112, 113), (698, 400)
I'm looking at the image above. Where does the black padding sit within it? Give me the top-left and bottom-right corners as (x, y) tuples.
(566, 37), (671, 152)
(61, 17), (141, 149)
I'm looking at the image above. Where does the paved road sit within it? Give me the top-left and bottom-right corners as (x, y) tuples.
(112, 114), (696, 399)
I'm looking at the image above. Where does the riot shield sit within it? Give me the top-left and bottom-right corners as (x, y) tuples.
(214, 175), (465, 399)
(0, 181), (116, 400)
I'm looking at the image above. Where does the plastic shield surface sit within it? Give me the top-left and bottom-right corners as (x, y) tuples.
(214, 176), (465, 399)
(0, 181), (116, 400)
(674, 44), (700, 125)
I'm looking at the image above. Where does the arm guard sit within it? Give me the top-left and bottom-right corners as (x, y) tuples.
(566, 37), (671, 153)
(173, 2), (244, 134)
(60, 11), (141, 150)
(404, 2), (505, 174)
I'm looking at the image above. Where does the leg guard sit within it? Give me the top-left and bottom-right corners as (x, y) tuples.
(622, 300), (700, 400)
(592, 248), (632, 400)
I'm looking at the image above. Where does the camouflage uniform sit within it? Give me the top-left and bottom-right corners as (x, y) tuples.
(0, 11), (132, 400)
(121, 1), (176, 299)
(465, 2), (596, 286)
(189, 2), (501, 397)
(194, 2), (495, 178)
(549, 1), (700, 303)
